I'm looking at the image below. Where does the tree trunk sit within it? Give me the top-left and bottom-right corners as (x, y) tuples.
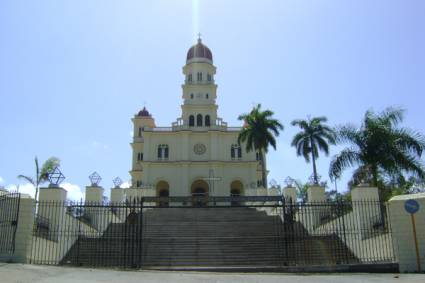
(310, 137), (318, 184)
(372, 165), (378, 187)
(260, 149), (267, 189)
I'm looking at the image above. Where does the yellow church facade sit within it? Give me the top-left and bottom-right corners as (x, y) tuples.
(129, 39), (266, 199)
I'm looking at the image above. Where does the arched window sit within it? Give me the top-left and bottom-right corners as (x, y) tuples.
(158, 144), (169, 160)
(190, 93), (194, 99)
(197, 114), (203, 126)
(205, 115), (211, 127)
(138, 127), (142, 137)
(206, 93), (209, 99)
(189, 115), (195, 127)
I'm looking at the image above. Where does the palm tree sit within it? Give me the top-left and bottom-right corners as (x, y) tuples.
(238, 104), (283, 188)
(18, 156), (60, 200)
(329, 107), (425, 186)
(291, 116), (336, 184)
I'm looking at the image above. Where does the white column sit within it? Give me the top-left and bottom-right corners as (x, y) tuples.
(351, 184), (381, 239)
(3, 194), (35, 263)
(306, 185), (327, 231)
(85, 185), (104, 231)
(283, 186), (297, 203)
(38, 185), (67, 239)
(110, 187), (124, 204)
(389, 193), (425, 273)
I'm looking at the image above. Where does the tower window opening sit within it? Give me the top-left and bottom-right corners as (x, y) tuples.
(197, 72), (202, 81)
(205, 115), (211, 127)
(188, 74), (192, 82)
(190, 93), (194, 99)
(137, 152), (143, 161)
(206, 93), (209, 99)
(189, 115), (195, 126)
(138, 127), (142, 137)
(207, 73), (212, 81)
(197, 114), (203, 126)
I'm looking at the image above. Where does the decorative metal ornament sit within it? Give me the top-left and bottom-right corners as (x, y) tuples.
(309, 173), (322, 185)
(113, 177), (123, 188)
(193, 143), (206, 155)
(48, 166), (65, 186)
(89, 172), (102, 186)
(284, 176), (295, 187)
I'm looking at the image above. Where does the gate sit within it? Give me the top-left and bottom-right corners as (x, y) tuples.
(29, 196), (396, 269)
(0, 193), (21, 255)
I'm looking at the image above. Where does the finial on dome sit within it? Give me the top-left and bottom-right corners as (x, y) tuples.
(197, 32), (202, 43)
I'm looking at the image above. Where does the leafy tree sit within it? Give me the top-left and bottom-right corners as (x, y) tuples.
(18, 156), (60, 200)
(291, 116), (336, 184)
(238, 104), (283, 188)
(329, 107), (425, 188)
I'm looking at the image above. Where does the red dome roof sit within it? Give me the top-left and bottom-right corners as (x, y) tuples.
(137, 107), (151, 117)
(186, 39), (213, 63)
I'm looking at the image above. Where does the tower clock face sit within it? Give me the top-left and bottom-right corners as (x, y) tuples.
(194, 143), (207, 155)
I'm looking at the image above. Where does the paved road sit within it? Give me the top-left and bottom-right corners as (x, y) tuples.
(1, 264), (424, 283)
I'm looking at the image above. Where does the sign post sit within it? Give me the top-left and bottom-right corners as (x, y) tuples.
(405, 199), (421, 272)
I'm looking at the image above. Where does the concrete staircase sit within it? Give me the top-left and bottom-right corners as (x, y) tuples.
(61, 207), (358, 268)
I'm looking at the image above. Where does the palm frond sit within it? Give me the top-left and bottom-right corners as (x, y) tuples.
(17, 175), (35, 186)
(329, 148), (362, 180)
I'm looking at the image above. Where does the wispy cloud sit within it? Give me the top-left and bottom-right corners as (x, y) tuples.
(121, 181), (131, 189)
(0, 176), (4, 184)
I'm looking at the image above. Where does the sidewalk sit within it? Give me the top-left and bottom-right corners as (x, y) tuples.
(0, 263), (424, 283)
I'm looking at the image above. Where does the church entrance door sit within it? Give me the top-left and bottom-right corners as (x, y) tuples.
(191, 180), (209, 207)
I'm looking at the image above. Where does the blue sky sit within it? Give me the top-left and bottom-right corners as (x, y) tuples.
(1, 0), (424, 199)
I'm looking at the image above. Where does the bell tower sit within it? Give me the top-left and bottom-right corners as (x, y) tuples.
(181, 37), (219, 128)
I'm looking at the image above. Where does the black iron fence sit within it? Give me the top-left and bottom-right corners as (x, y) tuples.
(29, 196), (396, 268)
(0, 192), (21, 255)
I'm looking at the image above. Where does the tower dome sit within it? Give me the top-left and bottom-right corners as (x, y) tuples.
(186, 38), (213, 64)
(137, 107), (152, 118)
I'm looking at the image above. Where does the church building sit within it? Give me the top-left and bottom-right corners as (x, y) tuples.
(129, 38), (266, 199)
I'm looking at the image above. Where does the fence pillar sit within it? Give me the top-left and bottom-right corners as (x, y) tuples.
(389, 193), (425, 272)
(283, 186), (297, 203)
(110, 187), (124, 203)
(351, 184), (381, 239)
(306, 185), (327, 231)
(38, 185), (67, 238)
(85, 185), (104, 231)
(1, 194), (35, 263)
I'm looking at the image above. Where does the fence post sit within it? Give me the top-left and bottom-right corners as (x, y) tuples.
(351, 184), (380, 239)
(306, 185), (326, 231)
(38, 185), (67, 238)
(283, 186), (297, 204)
(10, 194), (35, 263)
(85, 185), (104, 231)
(389, 194), (425, 273)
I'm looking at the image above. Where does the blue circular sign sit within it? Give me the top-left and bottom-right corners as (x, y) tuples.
(405, 199), (420, 214)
